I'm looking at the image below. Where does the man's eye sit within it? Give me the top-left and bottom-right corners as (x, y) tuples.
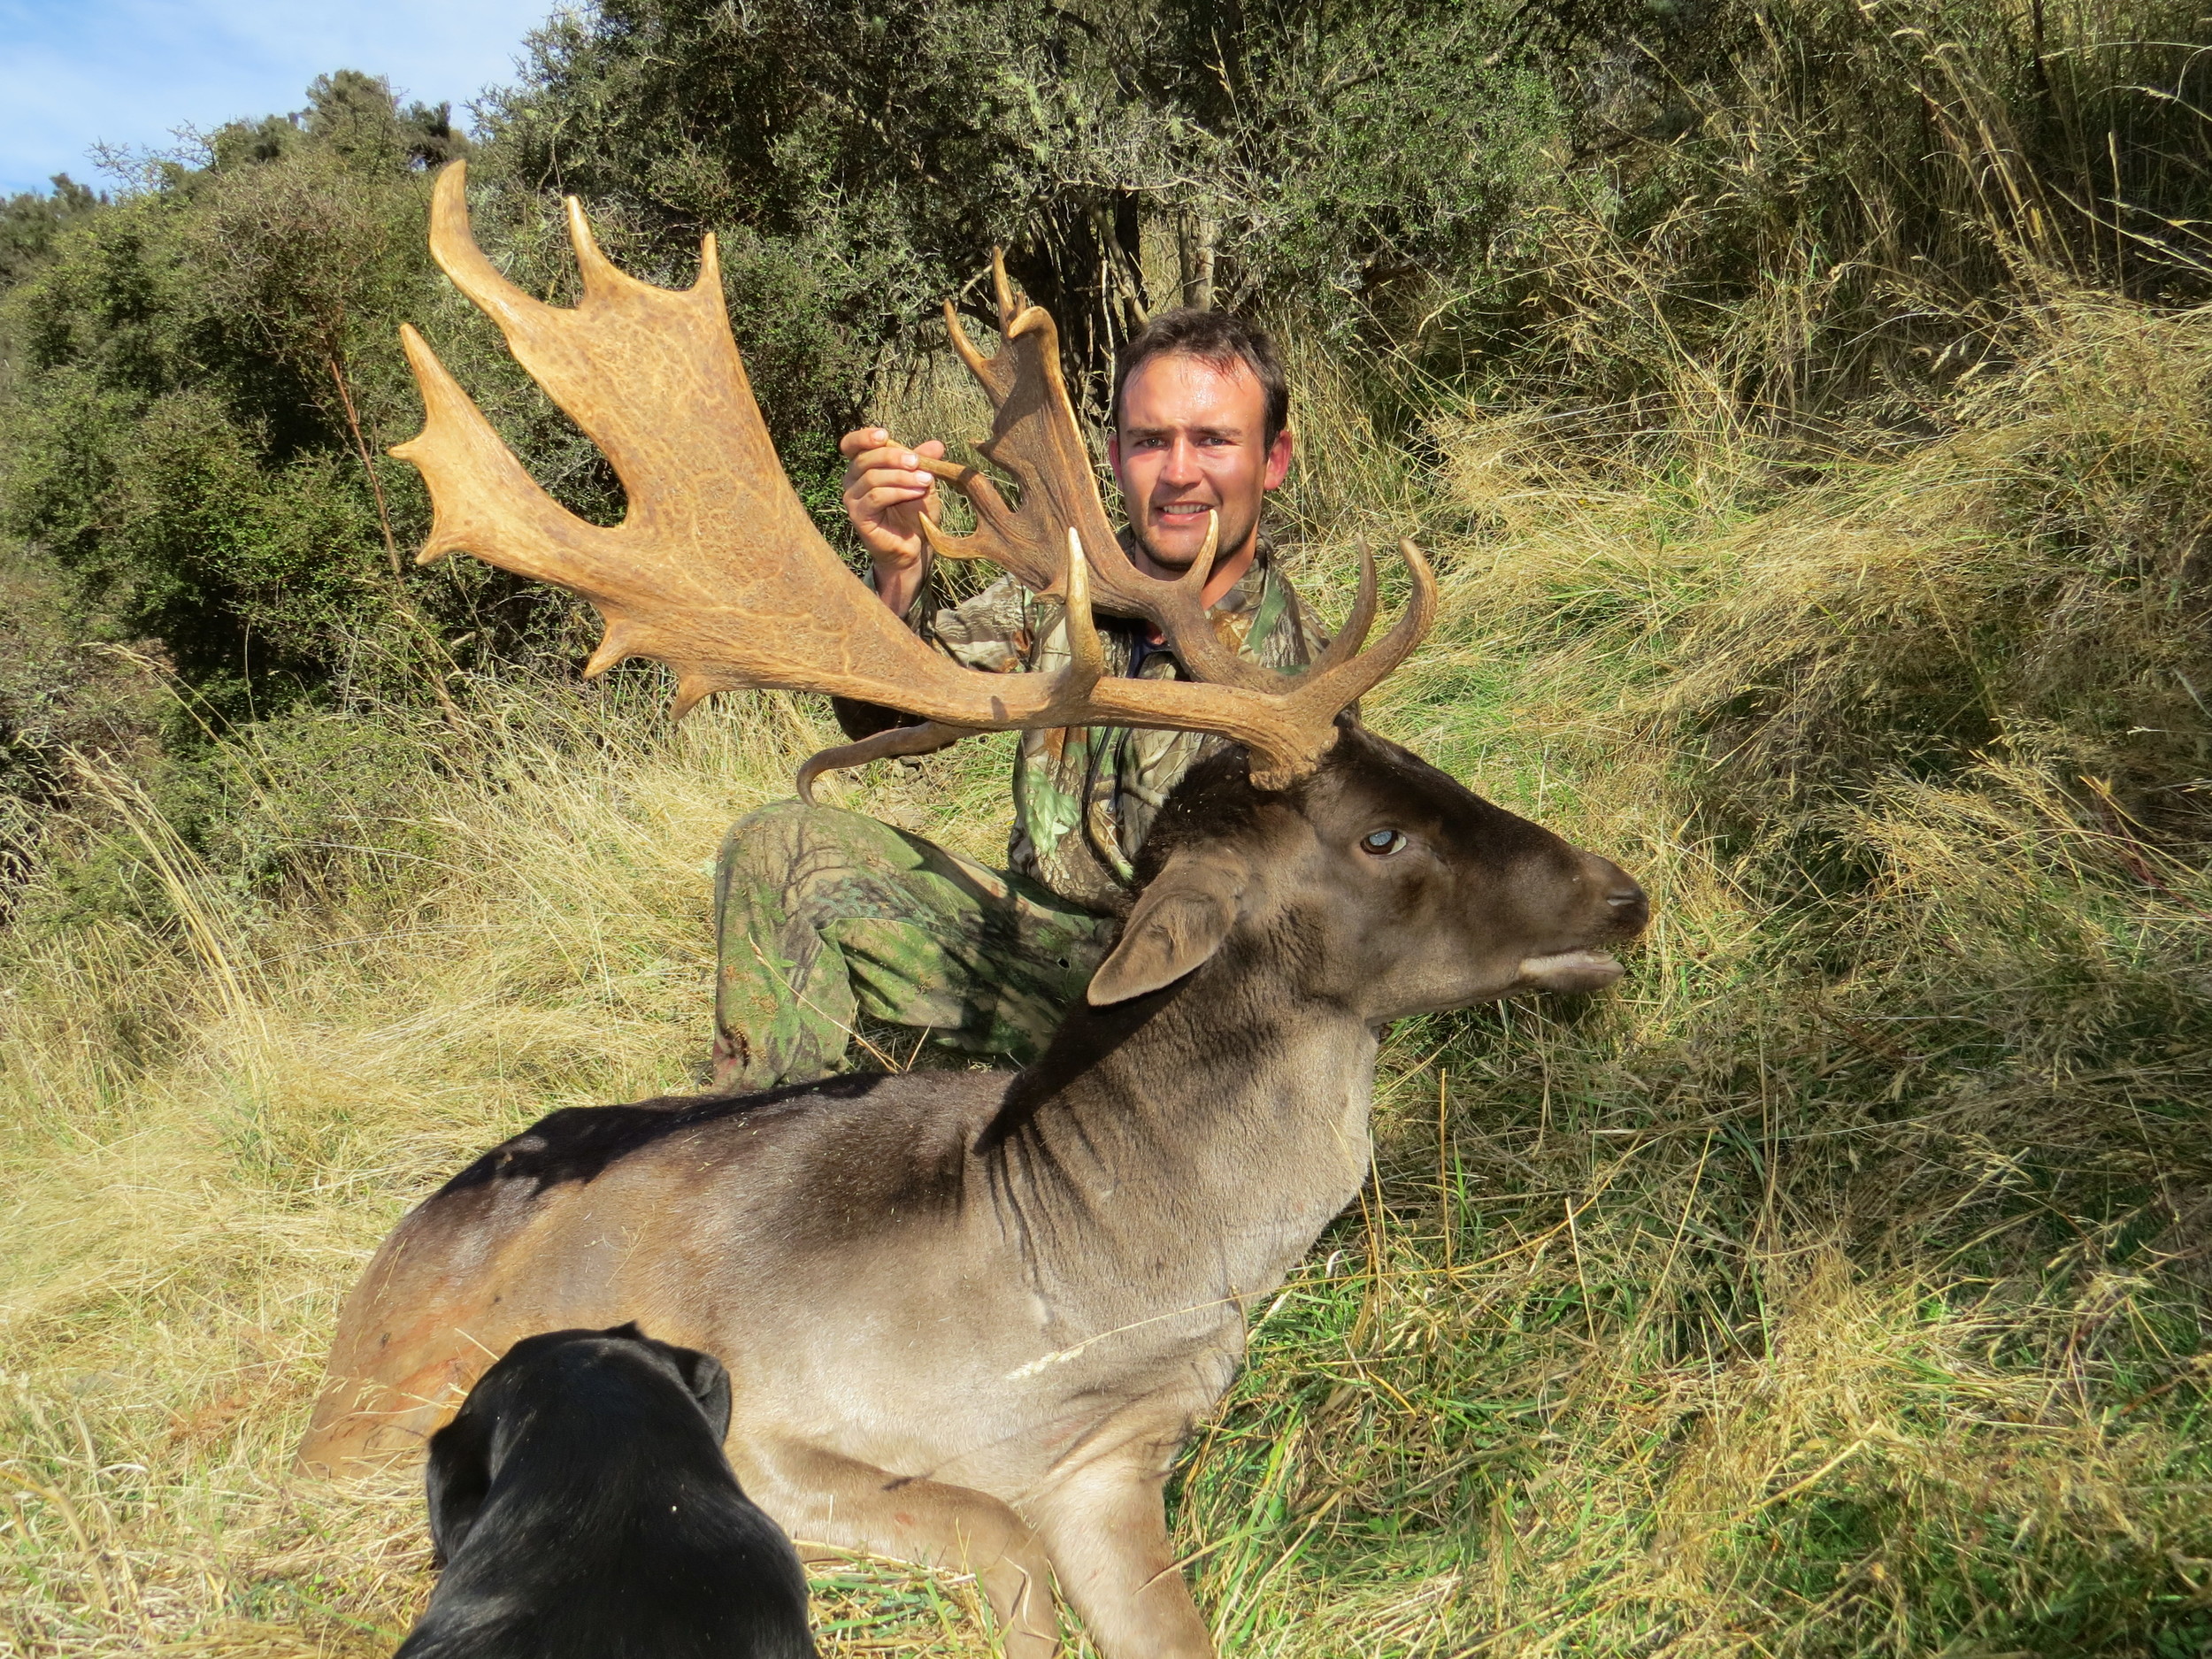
(1360, 829), (1408, 856)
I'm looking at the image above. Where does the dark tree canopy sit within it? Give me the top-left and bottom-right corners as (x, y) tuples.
(480, 0), (1560, 412)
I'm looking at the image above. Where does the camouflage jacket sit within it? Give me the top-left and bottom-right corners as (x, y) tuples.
(862, 541), (1321, 912)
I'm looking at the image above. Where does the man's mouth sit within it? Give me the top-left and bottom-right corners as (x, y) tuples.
(1156, 503), (1214, 525)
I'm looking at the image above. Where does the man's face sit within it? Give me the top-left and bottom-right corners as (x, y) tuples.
(1108, 353), (1294, 572)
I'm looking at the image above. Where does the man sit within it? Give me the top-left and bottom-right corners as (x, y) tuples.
(711, 307), (1321, 1092)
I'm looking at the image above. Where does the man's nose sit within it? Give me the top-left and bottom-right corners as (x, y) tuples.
(1160, 436), (1201, 486)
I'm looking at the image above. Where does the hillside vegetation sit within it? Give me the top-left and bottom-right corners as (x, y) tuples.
(5, 2), (2212, 1655)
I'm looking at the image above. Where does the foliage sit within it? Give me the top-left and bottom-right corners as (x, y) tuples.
(6, 297), (2212, 1651)
(480, 0), (1564, 415)
(8, 0), (2208, 721)
(0, 73), (555, 733)
(0, 550), (166, 891)
(199, 71), (472, 176)
(0, 174), (102, 294)
(1465, 0), (2212, 427)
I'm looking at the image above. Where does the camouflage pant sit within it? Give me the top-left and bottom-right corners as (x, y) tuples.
(711, 802), (1118, 1093)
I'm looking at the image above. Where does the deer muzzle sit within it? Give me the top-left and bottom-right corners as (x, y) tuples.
(1511, 856), (1647, 992)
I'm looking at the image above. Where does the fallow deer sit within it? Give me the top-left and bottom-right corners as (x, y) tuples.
(297, 163), (1648, 1659)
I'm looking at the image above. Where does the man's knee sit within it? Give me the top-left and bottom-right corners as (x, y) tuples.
(720, 800), (917, 869)
(719, 798), (826, 866)
(718, 804), (950, 936)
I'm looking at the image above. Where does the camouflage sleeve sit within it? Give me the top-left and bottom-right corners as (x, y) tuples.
(830, 560), (1037, 740)
(926, 575), (1038, 673)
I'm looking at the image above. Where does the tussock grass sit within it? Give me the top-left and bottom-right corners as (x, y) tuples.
(7, 293), (2212, 1657)
(1162, 293), (2212, 1657)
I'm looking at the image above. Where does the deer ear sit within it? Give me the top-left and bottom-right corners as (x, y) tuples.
(1087, 854), (1244, 1005)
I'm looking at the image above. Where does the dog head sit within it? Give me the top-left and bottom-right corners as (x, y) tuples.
(422, 1323), (732, 1564)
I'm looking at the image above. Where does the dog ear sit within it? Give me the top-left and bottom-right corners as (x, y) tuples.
(670, 1347), (733, 1442)
(603, 1320), (646, 1341)
(423, 1402), (494, 1567)
(1087, 851), (1245, 1005)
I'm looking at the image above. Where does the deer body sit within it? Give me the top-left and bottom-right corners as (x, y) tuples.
(303, 732), (1647, 1656)
(334, 1017), (1373, 1491)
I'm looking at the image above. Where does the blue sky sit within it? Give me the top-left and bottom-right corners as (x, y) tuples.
(1, 0), (563, 196)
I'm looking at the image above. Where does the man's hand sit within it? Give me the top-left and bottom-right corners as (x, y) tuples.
(841, 427), (943, 618)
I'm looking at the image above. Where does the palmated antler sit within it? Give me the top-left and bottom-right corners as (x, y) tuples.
(393, 163), (1435, 790)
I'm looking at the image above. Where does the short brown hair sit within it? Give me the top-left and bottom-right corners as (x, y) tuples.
(1110, 309), (1290, 449)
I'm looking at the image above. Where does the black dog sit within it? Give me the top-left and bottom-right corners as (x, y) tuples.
(396, 1324), (817, 1658)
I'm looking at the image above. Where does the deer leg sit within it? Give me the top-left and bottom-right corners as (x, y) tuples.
(743, 1440), (1061, 1656)
(1025, 1456), (1214, 1659)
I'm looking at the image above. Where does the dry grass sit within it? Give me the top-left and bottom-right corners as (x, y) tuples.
(6, 293), (2212, 1657)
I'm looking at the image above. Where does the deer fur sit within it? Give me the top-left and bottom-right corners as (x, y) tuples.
(299, 726), (1647, 1658)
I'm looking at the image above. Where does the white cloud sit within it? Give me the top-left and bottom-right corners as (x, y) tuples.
(0, 0), (562, 195)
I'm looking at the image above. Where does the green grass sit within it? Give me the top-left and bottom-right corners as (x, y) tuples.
(5, 291), (2212, 1656)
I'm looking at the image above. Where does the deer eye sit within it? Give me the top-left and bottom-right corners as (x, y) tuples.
(1360, 829), (1407, 856)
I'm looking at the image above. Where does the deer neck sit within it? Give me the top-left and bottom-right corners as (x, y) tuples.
(980, 945), (1379, 1317)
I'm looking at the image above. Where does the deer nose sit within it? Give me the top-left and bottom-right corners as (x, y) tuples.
(1605, 878), (1648, 933)
(1584, 855), (1647, 934)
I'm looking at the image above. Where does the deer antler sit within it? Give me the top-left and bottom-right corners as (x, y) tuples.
(392, 163), (1434, 789)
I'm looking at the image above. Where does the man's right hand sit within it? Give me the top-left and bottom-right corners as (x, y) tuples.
(841, 427), (943, 618)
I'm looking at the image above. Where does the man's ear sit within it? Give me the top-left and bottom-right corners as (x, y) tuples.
(1088, 853), (1244, 1005)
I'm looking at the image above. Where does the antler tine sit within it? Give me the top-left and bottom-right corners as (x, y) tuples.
(1035, 536), (1437, 788)
(916, 450), (1065, 595)
(1292, 538), (1435, 723)
(921, 297), (1054, 591)
(426, 163), (557, 334)
(1307, 541), (1381, 677)
(1056, 526), (1109, 693)
(796, 720), (970, 805)
(802, 528), (1110, 795)
(1088, 538), (1438, 789)
(564, 192), (724, 306)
